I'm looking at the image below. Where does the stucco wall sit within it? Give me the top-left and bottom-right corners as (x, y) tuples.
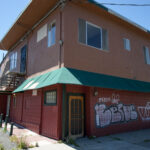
(63, 3), (150, 82)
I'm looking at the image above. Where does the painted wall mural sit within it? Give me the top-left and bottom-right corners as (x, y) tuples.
(138, 102), (150, 121)
(95, 94), (138, 128)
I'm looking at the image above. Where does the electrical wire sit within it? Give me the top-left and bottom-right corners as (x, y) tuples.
(97, 3), (150, 6)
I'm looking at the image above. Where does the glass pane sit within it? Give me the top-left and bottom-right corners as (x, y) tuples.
(45, 91), (56, 104)
(48, 23), (56, 47)
(87, 23), (101, 49)
(51, 23), (56, 46)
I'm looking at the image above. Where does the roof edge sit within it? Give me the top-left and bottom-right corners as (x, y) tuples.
(0, 0), (32, 45)
(88, 0), (150, 36)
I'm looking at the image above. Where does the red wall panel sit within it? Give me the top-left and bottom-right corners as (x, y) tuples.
(41, 84), (62, 140)
(65, 85), (150, 137)
(10, 93), (23, 124)
(88, 88), (150, 137)
(0, 95), (7, 118)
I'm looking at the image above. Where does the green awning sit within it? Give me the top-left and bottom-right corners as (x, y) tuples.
(13, 67), (150, 93)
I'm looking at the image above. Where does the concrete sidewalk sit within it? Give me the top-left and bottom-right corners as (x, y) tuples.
(31, 129), (150, 150)
(3, 123), (150, 150)
(76, 129), (150, 150)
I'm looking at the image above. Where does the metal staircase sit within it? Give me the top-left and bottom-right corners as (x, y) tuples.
(0, 72), (25, 91)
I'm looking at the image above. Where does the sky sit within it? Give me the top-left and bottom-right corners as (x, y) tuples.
(0, 0), (150, 63)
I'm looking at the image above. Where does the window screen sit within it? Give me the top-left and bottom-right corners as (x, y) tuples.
(45, 90), (57, 105)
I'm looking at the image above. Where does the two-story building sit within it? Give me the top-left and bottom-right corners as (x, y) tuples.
(1, 0), (150, 140)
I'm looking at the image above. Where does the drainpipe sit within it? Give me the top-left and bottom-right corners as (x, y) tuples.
(62, 84), (66, 140)
(59, 0), (67, 68)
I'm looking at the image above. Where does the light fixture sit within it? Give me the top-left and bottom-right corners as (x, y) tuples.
(94, 88), (98, 96)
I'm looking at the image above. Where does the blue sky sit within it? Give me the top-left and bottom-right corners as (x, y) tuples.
(0, 0), (150, 63)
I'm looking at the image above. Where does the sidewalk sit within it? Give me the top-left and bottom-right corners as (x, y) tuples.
(2, 122), (150, 150)
(3, 123), (75, 150)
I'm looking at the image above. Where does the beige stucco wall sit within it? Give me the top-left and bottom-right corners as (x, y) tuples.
(63, 2), (150, 82)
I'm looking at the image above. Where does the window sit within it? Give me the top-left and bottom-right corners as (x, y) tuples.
(44, 90), (57, 105)
(37, 24), (47, 42)
(48, 22), (56, 47)
(143, 46), (150, 65)
(123, 38), (130, 51)
(78, 18), (108, 50)
(10, 52), (17, 70)
(87, 23), (102, 49)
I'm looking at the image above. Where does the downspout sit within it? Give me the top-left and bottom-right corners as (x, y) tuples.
(62, 84), (66, 140)
(59, 0), (67, 68)
(59, 9), (62, 68)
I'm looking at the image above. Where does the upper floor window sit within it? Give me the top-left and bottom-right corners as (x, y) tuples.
(123, 38), (130, 51)
(10, 52), (17, 70)
(37, 24), (47, 42)
(78, 18), (108, 50)
(143, 46), (150, 65)
(48, 21), (56, 47)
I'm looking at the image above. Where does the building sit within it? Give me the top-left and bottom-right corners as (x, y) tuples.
(0, 0), (150, 140)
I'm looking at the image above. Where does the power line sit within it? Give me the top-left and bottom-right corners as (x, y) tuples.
(99, 3), (150, 6)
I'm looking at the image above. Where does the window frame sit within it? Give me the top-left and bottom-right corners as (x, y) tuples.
(44, 90), (57, 106)
(10, 52), (17, 70)
(144, 46), (150, 65)
(48, 20), (56, 47)
(123, 38), (131, 51)
(86, 21), (102, 50)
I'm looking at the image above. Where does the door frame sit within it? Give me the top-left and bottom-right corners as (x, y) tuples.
(67, 93), (85, 139)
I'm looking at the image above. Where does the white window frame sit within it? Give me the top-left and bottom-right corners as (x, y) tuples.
(123, 38), (131, 51)
(144, 46), (150, 65)
(86, 21), (102, 50)
(10, 52), (17, 70)
(48, 21), (56, 47)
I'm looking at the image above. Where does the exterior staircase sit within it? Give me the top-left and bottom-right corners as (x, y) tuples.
(0, 72), (25, 91)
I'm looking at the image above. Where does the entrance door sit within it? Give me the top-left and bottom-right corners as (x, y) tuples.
(69, 96), (84, 139)
(20, 45), (27, 73)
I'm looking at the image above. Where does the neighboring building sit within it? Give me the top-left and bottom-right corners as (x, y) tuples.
(0, 0), (150, 140)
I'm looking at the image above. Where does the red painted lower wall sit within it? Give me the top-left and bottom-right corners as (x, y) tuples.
(10, 84), (62, 140)
(9, 83), (150, 140)
(85, 87), (150, 137)
(65, 85), (150, 137)
(41, 84), (62, 140)
(10, 93), (23, 124)
(0, 95), (7, 118)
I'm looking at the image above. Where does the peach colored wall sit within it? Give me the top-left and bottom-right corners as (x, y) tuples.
(1, 8), (63, 77)
(2, 1), (150, 83)
(27, 9), (62, 76)
(63, 3), (150, 82)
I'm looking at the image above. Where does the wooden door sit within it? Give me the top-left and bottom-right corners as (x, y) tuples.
(69, 96), (84, 139)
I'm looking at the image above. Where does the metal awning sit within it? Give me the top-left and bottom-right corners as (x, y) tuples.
(13, 67), (150, 93)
